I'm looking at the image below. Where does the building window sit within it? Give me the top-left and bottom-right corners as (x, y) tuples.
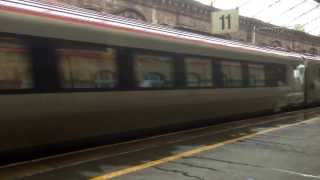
(57, 47), (118, 89)
(270, 40), (282, 48)
(0, 37), (33, 90)
(248, 64), (266, 87)
(134, 53), (174, 88)
(115, 9), (147, 21)
(221, 61), (243, 88)
(185, 57), (213, 87)
(309, 48), (318, 55)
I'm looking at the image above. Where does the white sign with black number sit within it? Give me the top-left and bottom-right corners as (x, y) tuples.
(211, 9), (239, 34)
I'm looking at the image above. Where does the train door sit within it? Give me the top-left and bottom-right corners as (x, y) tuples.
(291, 62), (305, 103)
(280, 61), (305, 108)
(306, 59), (320, 105)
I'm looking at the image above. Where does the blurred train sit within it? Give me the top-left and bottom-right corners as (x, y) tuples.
(0, 0), (320, 161)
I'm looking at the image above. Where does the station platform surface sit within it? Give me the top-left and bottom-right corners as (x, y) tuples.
(1, 108), (320, 180)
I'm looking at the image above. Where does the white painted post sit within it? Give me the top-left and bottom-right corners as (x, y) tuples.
(252, 25), (256, 44)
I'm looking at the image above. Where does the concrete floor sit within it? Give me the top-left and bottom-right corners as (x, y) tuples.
(115, 121), (320, 180)
(2, 109), (320, 180)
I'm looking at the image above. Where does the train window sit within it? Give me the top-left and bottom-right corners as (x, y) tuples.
(221, 61), (243, 88)
(185, 57), (213, 87)
(0, 38), (33, 90)
(266, 64), (287, 87)
(57, 47), (118, 89)
(134, 53), (174, 88)
(248, 64), (266, 87)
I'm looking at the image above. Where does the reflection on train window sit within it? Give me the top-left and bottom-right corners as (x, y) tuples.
(134, 53), (174, 88)
(186, 57), (213, 87)
(187, 73), (201, 87)
(58, 47), (117, 89)
(266, 64), (287, 87)
(221, 61), (243, 87)
(0, 38), (33, 90)
(293, 64), (305, 91)
(248, 64), (266, 87)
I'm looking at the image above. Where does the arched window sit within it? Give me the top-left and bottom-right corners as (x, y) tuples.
(115, 9), (146, 21)
(259, 43), (268, 47)
(270, 40), (282, 48)
(214, 34), (231, 40)
(309, 48), (318, 55)
(286, 46), (292, 51)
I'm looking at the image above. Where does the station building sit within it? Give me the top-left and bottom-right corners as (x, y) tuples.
(56, 0), (320, 55)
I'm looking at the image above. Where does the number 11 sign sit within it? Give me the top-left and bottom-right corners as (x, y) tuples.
(211, 9), (239, 34)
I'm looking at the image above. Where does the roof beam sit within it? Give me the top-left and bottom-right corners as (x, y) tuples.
(252, 0), (282, 18)
(269, 0), (307, 23)
(238, 0), (255, 7)
(302, 14), (320, 26)
(287, 4), (320, 25)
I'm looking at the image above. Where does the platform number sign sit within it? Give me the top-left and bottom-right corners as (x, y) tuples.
(212, 9), (239, 34)
(220, 14), (232, 30)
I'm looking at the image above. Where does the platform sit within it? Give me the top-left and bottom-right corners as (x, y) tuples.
(1, 108), (320, 180)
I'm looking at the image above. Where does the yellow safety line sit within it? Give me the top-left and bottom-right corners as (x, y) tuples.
(90, 119), (315, 180)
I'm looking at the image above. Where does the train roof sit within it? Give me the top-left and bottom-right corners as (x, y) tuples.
(0, 0), (319, 61)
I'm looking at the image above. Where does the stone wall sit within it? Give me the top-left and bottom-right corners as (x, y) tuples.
(56, 0), (320, 55)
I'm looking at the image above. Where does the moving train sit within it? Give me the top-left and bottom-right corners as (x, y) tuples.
(0, 0), (319, 161)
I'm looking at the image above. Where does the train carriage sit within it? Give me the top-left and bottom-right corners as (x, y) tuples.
(0, 0), (317, 161)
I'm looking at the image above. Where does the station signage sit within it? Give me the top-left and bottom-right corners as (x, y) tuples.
(211, 9), (240, 34)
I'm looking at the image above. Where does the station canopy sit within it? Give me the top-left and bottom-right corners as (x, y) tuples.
(197, 0), (320, 36)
